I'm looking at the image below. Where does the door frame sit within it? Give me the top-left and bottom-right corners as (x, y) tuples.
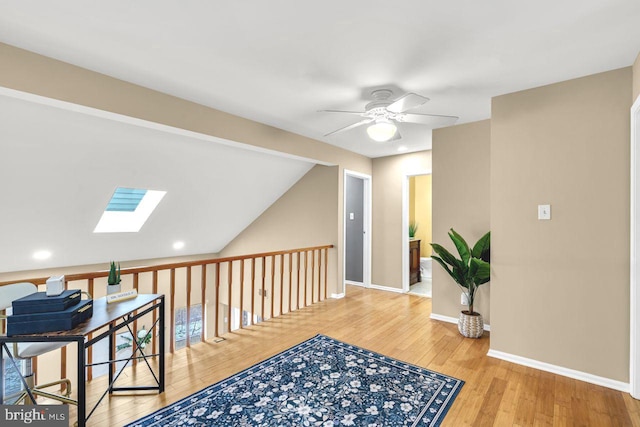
(402, 170), (432, 293)
(343, 169), (372, 290)
(631, 94), (640, 398)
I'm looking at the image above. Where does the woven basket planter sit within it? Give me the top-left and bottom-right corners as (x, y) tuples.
(458, 311), (484, 338)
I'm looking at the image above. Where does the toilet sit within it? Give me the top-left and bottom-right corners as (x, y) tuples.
(420, 257), (432, 279)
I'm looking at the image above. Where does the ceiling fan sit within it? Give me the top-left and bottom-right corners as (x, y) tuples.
(319, 89), (458, 142)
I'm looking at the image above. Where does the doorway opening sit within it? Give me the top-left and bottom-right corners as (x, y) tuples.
(402, 172), (432, 296)
(343, 170), (371, 291)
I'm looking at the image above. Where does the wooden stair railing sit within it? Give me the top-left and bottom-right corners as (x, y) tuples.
(0, 245), (333, 385)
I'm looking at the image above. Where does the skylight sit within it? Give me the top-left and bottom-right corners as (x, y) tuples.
(106, 187), (147, 212)
(94, 187), (166, 233)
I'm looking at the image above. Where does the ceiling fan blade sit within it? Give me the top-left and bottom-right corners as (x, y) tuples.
(399, 113), (459, 128)
(318, 109), (367, 115)
(386, 93), (429, 113)
(324, 118), (374, 137)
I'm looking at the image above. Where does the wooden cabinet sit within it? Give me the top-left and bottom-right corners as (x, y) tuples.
(409, 239), (421, 285)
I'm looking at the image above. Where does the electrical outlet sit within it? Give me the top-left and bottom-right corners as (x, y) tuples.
(258, 289), (268, 297)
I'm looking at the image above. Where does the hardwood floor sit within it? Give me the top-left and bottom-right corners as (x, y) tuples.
(80, 285), (640, 426)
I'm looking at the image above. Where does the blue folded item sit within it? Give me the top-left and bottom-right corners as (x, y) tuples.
(7, 299), (93, 336)
(12, 289), (82, 315)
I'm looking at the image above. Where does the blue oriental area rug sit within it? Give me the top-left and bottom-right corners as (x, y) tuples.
(126, 334), (463, 427)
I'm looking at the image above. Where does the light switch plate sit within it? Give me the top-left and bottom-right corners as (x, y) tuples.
(349, 212), (354, 220)
(538, 204), (551, 220)
(461, 292), (469, 305)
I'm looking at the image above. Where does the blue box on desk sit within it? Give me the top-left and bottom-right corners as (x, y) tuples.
(7, 299), (93, 336)
(11, 289), (82, 315)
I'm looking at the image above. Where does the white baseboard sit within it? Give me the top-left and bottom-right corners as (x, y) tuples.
(430, 313), (491, 331)
(330, 293), (345, 299)
(369, 283), (404, 294)
(345, 280), (364, 287)
(487, 348), (630, 393)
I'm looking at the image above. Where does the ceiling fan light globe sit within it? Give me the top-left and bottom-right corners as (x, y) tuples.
(367, 121), (397, 142)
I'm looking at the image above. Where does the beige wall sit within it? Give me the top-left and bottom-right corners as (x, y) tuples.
(491, 68), (631, 382)
(413, 175), (432, 257)
(372, 151), (431, 289)
(218, 165), (339, 293)
(409, 179), (416, 225)
(432, 120), (491, 321)
(634, 52), (640, 102)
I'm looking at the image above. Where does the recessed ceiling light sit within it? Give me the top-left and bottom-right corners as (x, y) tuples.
(397, 146), (408, 152)
(173, 241), (185, 250)
(33, 250), (51, 260)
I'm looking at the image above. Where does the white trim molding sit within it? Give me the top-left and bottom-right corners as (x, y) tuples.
(369, 284), (405, 294)
(631, 94), (640, 399)
(345, 280), (365, 287)
(429, 313), (491, 331)
(330, 293), (345, 299)
(488, 348), (630, 393)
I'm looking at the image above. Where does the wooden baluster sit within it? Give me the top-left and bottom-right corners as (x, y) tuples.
(311, 250), (315, 304)
(279, 254), (284, 316)
(239, 259), (244, 329)
(152, 270), (158, 355)
(214, 264), (220, 337)
(303, 251), (308, 307)
(296, 252), (301, 310)
(261, 257), (266, 322)
(324, 248), (329, 299)
(87, 278), (94, 381)
(228, 261), (233, 333)
(288, 253), (293, 313)
(186, 268), (192, 348)
(170, 269), (176, 353)
(201, 265), (207, 341)
(317, 250), (322, 301)
(251, 258), (256, 326)
(270, 255), (275, 319)
(133, 273), (139, 366)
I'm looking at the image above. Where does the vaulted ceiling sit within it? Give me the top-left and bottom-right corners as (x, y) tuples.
(1, 1), (639, 158)
(1, 1), (640, 273)
(0, 93), (314, 273)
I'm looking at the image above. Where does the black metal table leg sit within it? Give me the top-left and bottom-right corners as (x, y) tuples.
(0, 342), (4, 404)
(108, 322), (115, 395)
(159, 296), (165, 393)
(77, 337), (86, 427)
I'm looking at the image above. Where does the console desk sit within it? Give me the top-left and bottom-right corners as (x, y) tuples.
(0, 294), (165, 427)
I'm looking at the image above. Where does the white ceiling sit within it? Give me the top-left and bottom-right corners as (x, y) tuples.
(1, 1), (639, 157)
(0, 93), (314, 273)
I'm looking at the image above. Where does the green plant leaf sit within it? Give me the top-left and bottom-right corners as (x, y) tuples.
(472, 231), (491, 262)
(449, 229), (471, 266)
(431, 255), (453, 276)
(470, 258), (490, 284)
(430, 243), (463, 270)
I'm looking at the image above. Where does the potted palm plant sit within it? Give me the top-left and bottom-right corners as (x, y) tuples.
(431, 229), (490, 338)
(107, 261), (122, 295)
(409, 222), (418, 239)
